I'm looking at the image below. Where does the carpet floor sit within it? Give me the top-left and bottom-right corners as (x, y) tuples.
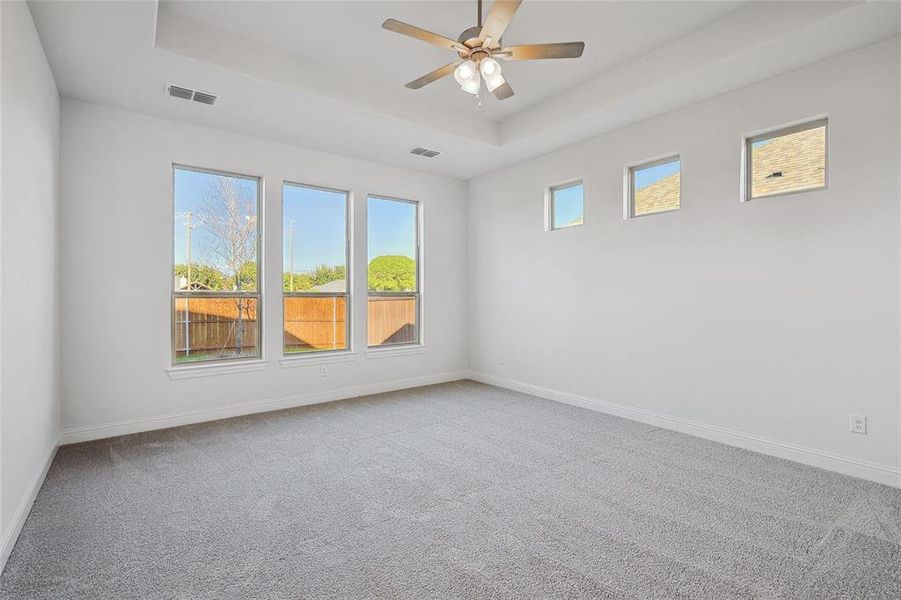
(1, 380), (899, 599)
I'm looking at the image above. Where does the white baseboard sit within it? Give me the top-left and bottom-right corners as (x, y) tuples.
(466, 371), (901, 489)
(60, 370), (468, 445)
(1, 443), (58, 573)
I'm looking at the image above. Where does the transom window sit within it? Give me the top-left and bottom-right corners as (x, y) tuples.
(283, 183), (350, 355)
(172, 166), (261, 364)
(367, 196), (420, 348)
(745, 118), (827, 200)
(548, 181), (584, 230)
(628, 156), (681, 218)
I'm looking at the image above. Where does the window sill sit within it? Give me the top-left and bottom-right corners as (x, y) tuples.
(167, 359), (269, 380)
(366, 344), (426, 359)
(280, 351), (356, 368)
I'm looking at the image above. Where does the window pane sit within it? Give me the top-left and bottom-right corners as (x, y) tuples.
(174, 296), (259, 362)
(367, 197), (417, 293)
(174, 168), (259, 292)
(283, 184), (347, 293)
(632, 157), (680, 217)
(284, 296), (347, 353)
(551, 183), (583, 229)
(368, 196), (419, 348)
(368, 295), (417, 346)
(750, 122), (826, 199)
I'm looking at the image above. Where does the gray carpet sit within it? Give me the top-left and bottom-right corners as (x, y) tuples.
(1, 381), (900, 599)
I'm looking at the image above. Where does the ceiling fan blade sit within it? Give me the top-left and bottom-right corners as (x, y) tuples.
(382, 19), (465, 52)
(492, 81), (514, 101)
(405, 62), (461, 89)
(499, 42), (585, 61)
(479, 0), (522, 45)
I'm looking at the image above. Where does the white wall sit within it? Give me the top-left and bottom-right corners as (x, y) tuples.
(59, 100), (468, 438)
(0, 0), (61, 564)
(468, 39), (901, 482)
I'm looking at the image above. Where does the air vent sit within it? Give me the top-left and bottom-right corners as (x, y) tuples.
(410, 147), (440, 158)
(167, 85), (193, 100)
(192, 91), (218, 106)
(166, 83), (219, 106)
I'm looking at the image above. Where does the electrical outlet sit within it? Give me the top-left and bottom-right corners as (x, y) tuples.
(849, 414), (867, 434)
(320, 366), (328, 377)
(498, 352), (505, 366)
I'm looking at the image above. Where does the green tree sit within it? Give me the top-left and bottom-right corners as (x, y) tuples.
(368, 255), (415, 292)
(174, 263), (227, 290)
(283, 272), (314, 292)
(233, 260), (257, 291)
(310, 264), (346, 287)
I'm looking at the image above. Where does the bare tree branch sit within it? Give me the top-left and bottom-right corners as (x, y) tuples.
(197, 176), (257, 290)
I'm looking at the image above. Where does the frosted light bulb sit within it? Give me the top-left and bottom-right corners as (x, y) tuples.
(454, 60), (477, 85)
(461, 77), (480, 95)
(485, 72), (505, 93)
(480, 57), (501, 79)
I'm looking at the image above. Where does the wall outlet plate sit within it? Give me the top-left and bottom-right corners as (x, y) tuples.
(849, 414), (867, 434)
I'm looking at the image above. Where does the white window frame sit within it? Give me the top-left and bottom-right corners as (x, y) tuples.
(624, 154), (681, 219)
(169, 164), (264, 369)
(546, 179), (584, 231)
(366, 194), (423, 352)
(741, 116), (829, 203)
(281, 181), (353, 362)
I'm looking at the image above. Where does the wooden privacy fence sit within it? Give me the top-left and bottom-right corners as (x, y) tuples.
(284, 296), (347, 352)
(367, 295), (416, 346)
(174, 296), (258, 358)
(175, 295), (415, 356)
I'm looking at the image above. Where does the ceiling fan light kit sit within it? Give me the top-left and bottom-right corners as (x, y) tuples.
(454, 60), (477, 86)
(461, 75), (481, 95)
(383, 0), (585, 102)
(480, 56), (501, 78)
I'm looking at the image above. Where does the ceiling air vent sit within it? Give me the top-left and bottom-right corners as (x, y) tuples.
(410, 147), (440, 158)
(166, 84), (193, 100)
(166, 83), (219, 106)
(192, 91), (218, 106)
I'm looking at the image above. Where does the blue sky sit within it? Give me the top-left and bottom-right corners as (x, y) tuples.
(283, 184), (346, 273)
(174, 168), (258, 269)
(634, 159), (680, 191)
(175, 168), (416, 273)
(368, 196), (416, 262)
(553, 183), (583, 227)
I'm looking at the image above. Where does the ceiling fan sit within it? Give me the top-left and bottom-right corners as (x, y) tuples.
(382, 0), (585, 101)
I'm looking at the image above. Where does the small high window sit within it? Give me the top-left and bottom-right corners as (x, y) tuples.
(627, 156), (681, 218)
(548, 181), (584, 230)
(745, 118), (827, 200)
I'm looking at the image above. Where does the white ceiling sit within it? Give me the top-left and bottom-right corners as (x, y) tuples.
(29, 1), (901, 180)
(158, 1), (747, 122)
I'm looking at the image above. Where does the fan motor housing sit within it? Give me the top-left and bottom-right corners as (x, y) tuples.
(458, 26), (483, 47)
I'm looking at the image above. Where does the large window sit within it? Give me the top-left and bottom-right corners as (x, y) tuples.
(745, 118), (827, 201)
(367, 196), (420, 347)
(548, 181), (584, 230)
(283, 183), (350, 355)
(628, 156), (681, 218)
(172, 166), (261, 364)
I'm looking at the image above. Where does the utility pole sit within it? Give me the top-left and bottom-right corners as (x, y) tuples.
(288, 220), (295, 292)
(178, 212), (197, 358)
(185, 212), (194, 290)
